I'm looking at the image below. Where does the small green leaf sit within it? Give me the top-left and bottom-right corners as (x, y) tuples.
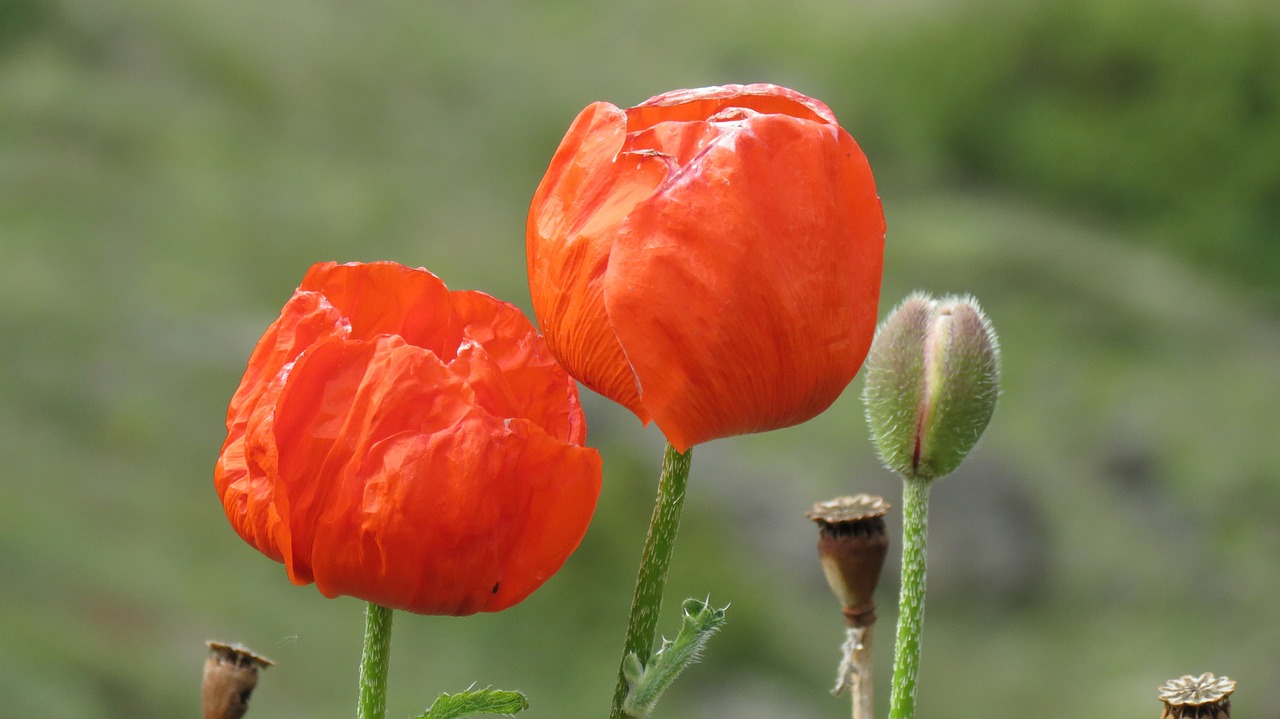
(622, 597), (728, 718)
(414, 687), (529, 719)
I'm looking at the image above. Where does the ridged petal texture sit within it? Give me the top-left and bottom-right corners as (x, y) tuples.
(528, 84), (885, 451)
(215, 262), (602, 615)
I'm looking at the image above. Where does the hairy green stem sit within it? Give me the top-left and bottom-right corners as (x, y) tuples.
(358, 603), (395, 719)
(889, 479), (930, 719)
(609, 442), (693, 719)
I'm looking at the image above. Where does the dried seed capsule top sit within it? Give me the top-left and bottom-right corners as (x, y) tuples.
(862, 293), (1001, 482)
(1158, 673), (1236, 719)
(202, 642), (273, 719)
(806, 494), (891, 626)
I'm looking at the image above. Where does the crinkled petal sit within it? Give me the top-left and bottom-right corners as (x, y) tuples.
(484, 417), (602, 612)
(216, 290), (348, 561)
(628, 83), (836, 129)
(526, 102), (670, 422)
(449, 289), (588, 445)
(299, 261), (461, 357)
(266, 334), (600, 615)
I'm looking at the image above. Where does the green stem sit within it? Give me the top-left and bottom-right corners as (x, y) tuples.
(358, 603), (395, 719)
(888, 479), (931, 719)
(609, 442), (693, 719)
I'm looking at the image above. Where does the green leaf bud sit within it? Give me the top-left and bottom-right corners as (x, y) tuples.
(622, 598), (728, 718)
(862, 293), (1001, 482)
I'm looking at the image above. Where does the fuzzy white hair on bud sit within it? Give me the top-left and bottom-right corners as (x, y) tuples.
(862, 292), (1001, 482)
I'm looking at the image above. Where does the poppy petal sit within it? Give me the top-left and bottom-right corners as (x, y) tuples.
(526, 102), (669, 422)
(449, 289), (588, 445)
(299, 261), (461, 356)
(268, 334), (599, 614)
(604, 109), (884, 451)
(217, 290), (349, 562)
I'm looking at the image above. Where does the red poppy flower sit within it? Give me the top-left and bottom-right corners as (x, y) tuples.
(214, 261), (602, 615)
(527, 84), (885, 451)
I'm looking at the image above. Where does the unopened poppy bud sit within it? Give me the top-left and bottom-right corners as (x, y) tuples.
(202, 641), (273, 719)
(1158, 673), (1236, 719)
(862, 293), (1001, 482)
(806, 494), (891, 626)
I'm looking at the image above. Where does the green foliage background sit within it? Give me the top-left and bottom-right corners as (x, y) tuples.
(3, 0), (1279, 717)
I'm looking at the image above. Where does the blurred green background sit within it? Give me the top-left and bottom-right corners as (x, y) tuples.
(3, 0), (1279, 717)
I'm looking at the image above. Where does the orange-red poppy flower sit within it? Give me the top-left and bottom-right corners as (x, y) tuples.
(527, 84), (885, 451)
(214, 261), (602, 615)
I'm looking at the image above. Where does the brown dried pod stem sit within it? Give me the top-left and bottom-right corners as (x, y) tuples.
(807, 494), (891, 719)
(1158, 673), (1236, 719)
(202, 641), (274, 719)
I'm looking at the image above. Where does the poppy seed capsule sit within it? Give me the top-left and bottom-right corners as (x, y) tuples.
(806, 494), (891, 627)
(202, 642), (273, 719)
(1158, 673), (1236, 719)
(862, 293), (1001, 482)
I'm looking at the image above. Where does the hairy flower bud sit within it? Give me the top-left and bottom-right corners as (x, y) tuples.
(862, 293), (1000, 482)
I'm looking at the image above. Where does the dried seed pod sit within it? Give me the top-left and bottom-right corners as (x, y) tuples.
(1158, 673), (1235, 719)
(806, 494), (891, 627)
(202, 641), (273, 719)
(807, 495), (890, 719)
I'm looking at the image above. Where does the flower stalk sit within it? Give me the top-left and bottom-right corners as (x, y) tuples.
(610, 442), (693, 719)
(887, 480), (930, 719)
(358, 603), (395, 719)
(833, 625), (874, 719)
